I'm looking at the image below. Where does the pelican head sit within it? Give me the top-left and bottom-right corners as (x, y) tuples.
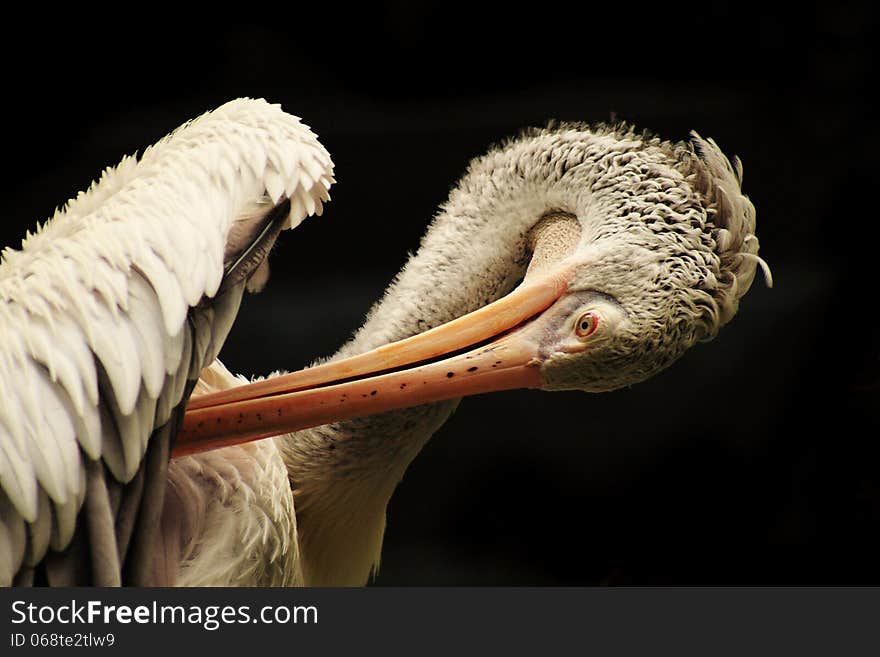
(179, 125), (769, 454)
(526, 130), (764, 393)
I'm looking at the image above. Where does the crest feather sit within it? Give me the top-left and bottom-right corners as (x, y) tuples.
(685, 132), (771, 329)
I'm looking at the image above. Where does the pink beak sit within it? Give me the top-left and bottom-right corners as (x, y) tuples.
(174, 267), (571, 457)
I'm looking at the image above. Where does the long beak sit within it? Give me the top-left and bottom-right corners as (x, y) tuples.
(173, 267), (570, 457)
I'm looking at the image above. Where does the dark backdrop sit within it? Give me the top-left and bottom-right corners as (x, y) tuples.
(2, 3), (876, 584)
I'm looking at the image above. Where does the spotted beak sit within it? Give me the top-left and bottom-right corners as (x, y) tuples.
(174, 268), (571, 457)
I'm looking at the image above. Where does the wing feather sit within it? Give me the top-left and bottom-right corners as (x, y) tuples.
(24, 490), (51, 567)
(19, 363), (69, 506)
(83, 459), (122, 586)
(0, 97), (335, 586)
(125, 273), (166, 400)
(48, 308), (100, 409)
(27, 317), (88, 417)
(0, 491), (26, 585)
(33, 370), (81, 501)
(0, 423), (37, 522)
(81, 292), (142, 417)
(98, 403), (126, 484)
(136, 249), (190, 336)
(48, 496), (79, 553)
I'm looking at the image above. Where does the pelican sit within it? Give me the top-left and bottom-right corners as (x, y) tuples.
(0, 98), (768, 586)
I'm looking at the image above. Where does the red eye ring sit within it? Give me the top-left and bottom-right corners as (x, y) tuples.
(575, 311), (599, 339)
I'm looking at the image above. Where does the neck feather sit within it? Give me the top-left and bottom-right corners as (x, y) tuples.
(275, 131), (609, 585)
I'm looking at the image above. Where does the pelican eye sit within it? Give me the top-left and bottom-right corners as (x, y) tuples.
(575, 311), (599, 339)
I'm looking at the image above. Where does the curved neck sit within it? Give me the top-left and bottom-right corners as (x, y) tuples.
(275, 137), (595, 585)
(340, 197), (545, 356)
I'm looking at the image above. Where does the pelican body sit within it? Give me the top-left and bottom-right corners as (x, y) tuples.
(0, 100), (766, 586)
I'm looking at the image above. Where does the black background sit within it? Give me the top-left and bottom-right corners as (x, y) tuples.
(2, 3), (877, 584)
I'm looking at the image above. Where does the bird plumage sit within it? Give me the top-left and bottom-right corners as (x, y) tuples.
(160, 361), (302, 586)
(0, 102), (765, 587)
(0, 98), (333, 585)
(268, 122), (769, 585)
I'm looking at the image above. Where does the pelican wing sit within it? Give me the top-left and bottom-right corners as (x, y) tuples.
(0, 98), (334, 585)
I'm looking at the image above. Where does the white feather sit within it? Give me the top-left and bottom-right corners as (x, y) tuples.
(25, 490), (52, 567)
(0, 97), (335, 581)
(86, 294), (142, 418)
(135, 249), (189, 336)
(49, 496), (78, 552)
(0, 492), (26, 586)
(264, 168), (286, 204)
(26, 317), (87, 417)
(19, 361), (68, 505)
(33, 370), (81, 500)
(126, 273), (167, 400)
(70, 394), (102, 461)
(0, 424), (37, 522)
(155, 321), (194, 431)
